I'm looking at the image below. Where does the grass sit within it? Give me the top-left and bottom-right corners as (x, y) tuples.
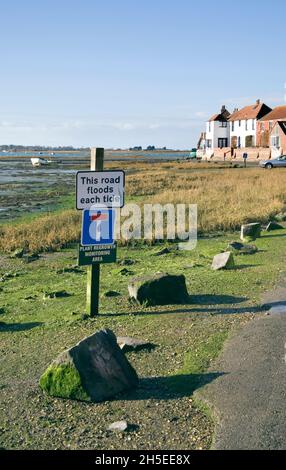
(1, 227), (286, 449)
(1, 164), (286, 253)
(1, 160), (286, 449)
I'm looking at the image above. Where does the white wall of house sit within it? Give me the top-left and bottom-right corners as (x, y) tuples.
(205, 121), (230, 154)
(229, 119), (257, 148)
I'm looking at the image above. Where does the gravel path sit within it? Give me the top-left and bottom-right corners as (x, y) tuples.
(197, 279), (286, 450)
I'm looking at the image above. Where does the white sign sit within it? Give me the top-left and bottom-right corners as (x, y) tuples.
(76, 170), (125, 209)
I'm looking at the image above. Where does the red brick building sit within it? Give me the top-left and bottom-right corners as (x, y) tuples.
(257, 105), (286, 147)
(269, 121), (286, 154)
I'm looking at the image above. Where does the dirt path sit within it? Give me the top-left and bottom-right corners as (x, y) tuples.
(197, 279), (286, 450)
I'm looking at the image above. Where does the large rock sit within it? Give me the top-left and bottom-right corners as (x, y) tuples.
(211, 252), (235, 271)
(227, 241), (258, 255)
(39, 329), (138, 402)
(128, 273), (189, 306)
(240, 223), (261, 241)
(266, 221), (284, 231)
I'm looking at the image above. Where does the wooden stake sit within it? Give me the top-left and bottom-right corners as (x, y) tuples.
(86, 147), (104, 316)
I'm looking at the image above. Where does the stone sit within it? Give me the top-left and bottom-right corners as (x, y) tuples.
(117, 336), (155, 353)
(119, 268), (134, 276)
(211, 252), (235, 271)
(266, 221), (284, 231)
(0, 272), (21, 282)
(107, 420), (129, 432)
(43, 290), (70, 300)
(22, 253), (40, 263)
(119, 259), (136, 266)
(39, 329), (138, 402)
(10, 248), (25, 259)
(227, 241), (258, 255)
(128, 273), (189, 306)
(153, 247), (171, 256)
(275, 212), (286, 222)
(104, 290), (121, 297)
(56, 265), (84, 274)
(240, 223), (261, 241)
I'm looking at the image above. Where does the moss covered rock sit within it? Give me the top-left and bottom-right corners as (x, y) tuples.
(39, 329), (138, 402)
(39, 363), (89, 401)
(211, 252), (235, 271)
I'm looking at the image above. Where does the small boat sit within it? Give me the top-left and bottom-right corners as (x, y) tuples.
(31, 157), (50, 167)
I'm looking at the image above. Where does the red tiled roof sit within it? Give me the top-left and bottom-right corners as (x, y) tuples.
(259, 106), (286, 122)
(208, 107), (230, 122)
(228, 102), (272, 121)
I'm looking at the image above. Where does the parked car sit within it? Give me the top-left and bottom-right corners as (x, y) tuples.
(259, 155), (286, 169)
(189, 148), (197, 159)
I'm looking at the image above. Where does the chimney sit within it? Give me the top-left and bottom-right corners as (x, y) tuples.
(256, 99), (261, 105)
(221, 105), (226, 113)
(233, 107), (239, 113)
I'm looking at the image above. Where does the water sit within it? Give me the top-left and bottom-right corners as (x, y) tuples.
(0, 150), (189, 161)
(0, 151), (189, 221)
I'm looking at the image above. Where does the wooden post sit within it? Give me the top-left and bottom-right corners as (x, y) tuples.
(86, 147), (104, 316)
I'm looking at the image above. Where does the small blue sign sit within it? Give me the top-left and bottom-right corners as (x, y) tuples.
(81, 209), (115, 246)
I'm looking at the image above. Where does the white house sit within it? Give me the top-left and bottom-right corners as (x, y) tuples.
(204, 105), (231, 155)
(228, 100), (272, 149)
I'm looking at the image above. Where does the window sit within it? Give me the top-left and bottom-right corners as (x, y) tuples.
(271, 136), (280, 148)
(219, 121), (227, 128)
(252, 119), (255, 130)
(231, 122), (234, 132)
(208, 122), (211, 132)
(245, 120), (248, 131)
(238, 136), (241, 148)
(206, 139), (212, 148)
(218, 138), (228, 148)
(269, 121), (273, 131)
(239, 120), (241, 127)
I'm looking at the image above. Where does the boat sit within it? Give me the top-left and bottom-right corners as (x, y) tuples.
(31, 157), (50, 167)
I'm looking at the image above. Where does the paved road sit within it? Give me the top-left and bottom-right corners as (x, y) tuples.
(197, 283), (286, 450)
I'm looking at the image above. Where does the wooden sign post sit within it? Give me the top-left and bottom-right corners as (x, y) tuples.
(86, 147), (104, 316)
(76, 147), (125, 317)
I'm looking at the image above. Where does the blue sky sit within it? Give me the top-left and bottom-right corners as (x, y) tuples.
(0, 0), (285, 148)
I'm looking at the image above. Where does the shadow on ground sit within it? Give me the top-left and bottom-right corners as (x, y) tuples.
(189, 294), (247, 305)
(261, 233), (286, 239)
(120, 372), (225, 401)
(99, 303), (264, 318)
(0, 321), (43, 332)
(262, 300), (286, 309)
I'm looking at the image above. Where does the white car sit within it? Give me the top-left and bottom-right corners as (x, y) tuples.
(259, 155), (286, 169)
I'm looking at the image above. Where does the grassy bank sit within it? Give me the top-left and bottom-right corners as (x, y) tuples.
(0, 164), (285, 253)
(1, 161), (286, 450)
(0, 227), (285, 449)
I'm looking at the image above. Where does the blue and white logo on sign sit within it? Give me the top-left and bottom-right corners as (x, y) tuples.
(81, 209), (115, 246)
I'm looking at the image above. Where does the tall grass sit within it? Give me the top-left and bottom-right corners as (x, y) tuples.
(0, 165), (285, 253)
(0, 210), (81, 253)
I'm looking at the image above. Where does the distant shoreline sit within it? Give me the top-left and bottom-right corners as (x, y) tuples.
(0, 149), (191, 163)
